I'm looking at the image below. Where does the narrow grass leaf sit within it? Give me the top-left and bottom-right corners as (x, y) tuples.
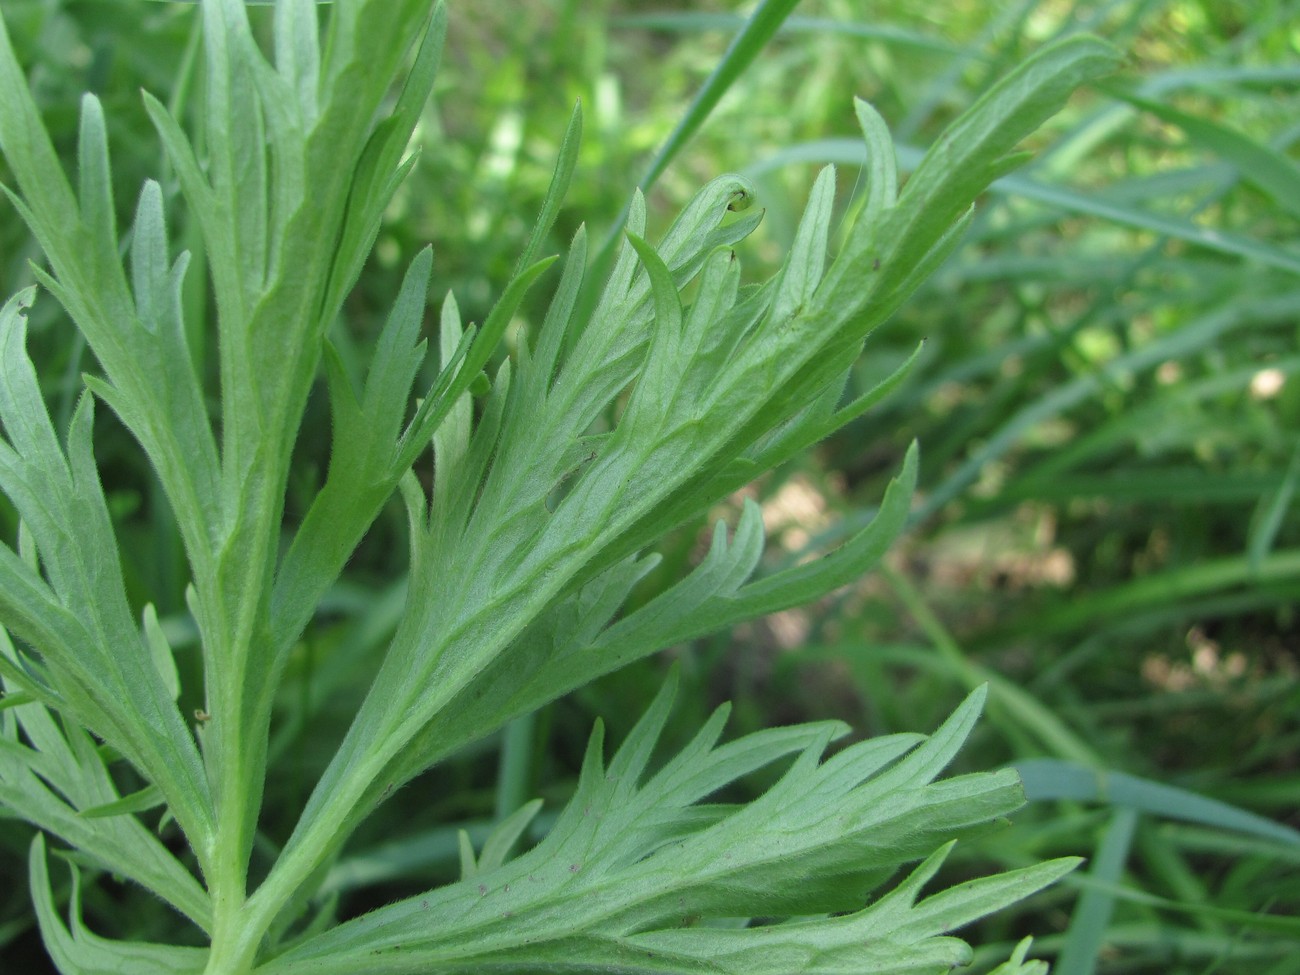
(1055, 806), (1139, 975)
(614, 13), (964, 57)
(988, 168), (1300, 275)
(1016, 759), (1300, 846)
(1068, 875), (1300, 936)
(1248, 443), (1300, 574)
(514, 102), (581, 276)
(1120, 92), (1300, 221)
(635, 0), (801, 195)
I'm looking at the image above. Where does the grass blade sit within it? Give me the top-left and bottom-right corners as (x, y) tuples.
(1016, 759), (1300, 846)
(1054, 807), (1140, 975)
(634, 0), (801, 196)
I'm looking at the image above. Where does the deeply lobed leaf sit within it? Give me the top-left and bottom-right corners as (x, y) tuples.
(0, 4), (1116, 971)
(259, 683), (1072, 975)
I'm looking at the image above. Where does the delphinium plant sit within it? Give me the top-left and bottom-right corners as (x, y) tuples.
(0, 1), (1118, 972)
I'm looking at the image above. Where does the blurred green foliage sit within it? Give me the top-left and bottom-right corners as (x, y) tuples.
(1, 1), (1297, 972)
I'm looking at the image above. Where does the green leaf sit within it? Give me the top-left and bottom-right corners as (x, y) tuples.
(0, 7), (1126, 967)
(1248, 443), (1300, 575)
(456, 828), (477, 880)
(78, 784), (166, 820)
(528, 224), (588, 393)
(853, 97), (899, 225)
(393, 256), (557, 477)
(615, 12), (963, 57)
(260, 687), (1059, 975)
(770, 163), (836, 324)
(201, 0), (269, 304)
(386, 438), (915, 804)
(987, 168), (1300, 275)
(1016, 759), (1300, 847)
(76, 94), (116, 253)
(143, 91), (237, 317)
(621, 231), (686, 442)
(1055, 807), (1139, 975)
(0, 12), (82, 266)
(142, 604), (181, 702)
(550, 37), (1114, 596)
(0, 289), (215, 873)
(323, 2), (446, 318)
(634, 0), (801, 196)
(0, 690), (32, 712)
(361, 246), (434, 438)
(476, 798), (543, 875)
(428, 293), (476, 538)
(821, 35), (1122, 320)
(30, 835), (209, 975)
(514, 101), (581, 277)
(989, 937), (1051, 975)
(275, 0), (322, 119)
(892, 35), (1120, 260)
(1121, 92), (1300, 222)
(2, 633), (210, 928)
(717, 442), (917, 621)
(751, 339), (925, 473)
(271, 246), (436, 658)
(1066, 875), (1300, 936)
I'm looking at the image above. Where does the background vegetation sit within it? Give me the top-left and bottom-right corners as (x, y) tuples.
(1, 0), (1297, 972)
